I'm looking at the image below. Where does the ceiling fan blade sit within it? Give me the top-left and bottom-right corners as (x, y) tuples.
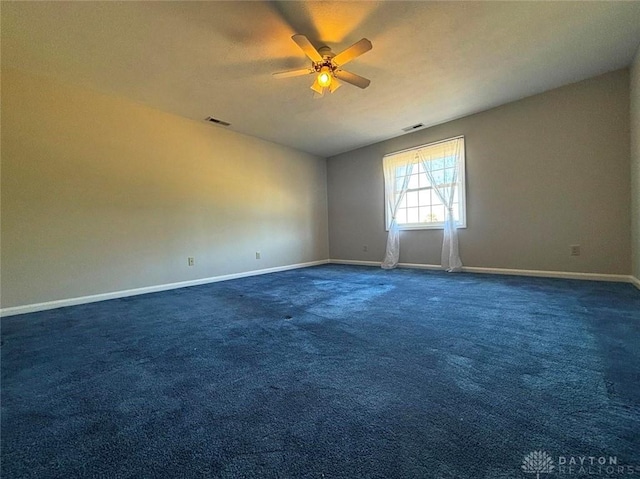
(332, 38), (372, 67)
(292, 34), (323, 63)
(310, 77), (324, 94)
(273, 68), (314, 79)
(334, 70), (371, 89)
(328, 77), (342, 93)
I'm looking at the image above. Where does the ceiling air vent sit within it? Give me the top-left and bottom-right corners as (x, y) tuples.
(205, 116), (231, 127)
(402, 123), (424, 132)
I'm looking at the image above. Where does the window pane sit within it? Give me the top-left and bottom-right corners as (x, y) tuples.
(432, 205), (445, 222)
(419, 206), (432, 223)
(418, 189), (430, 207)
(431, 190), (444, 207)
(415, 162), (424, 174)
(407, 207), (419, 223)
(430, 170), (445, 186)
(406, 190), (419, 207)
(396, 208), (407, 224)
(431, 158), (445, 170)
(407, 174), (420, 190)
(396, 165), (408, 176)
(444, 168), (456, 184)
(444, 155), (456, 168)
(398, 193), (407, 208)
(440, 185), (453, 201)
(395, 176), (406, 190)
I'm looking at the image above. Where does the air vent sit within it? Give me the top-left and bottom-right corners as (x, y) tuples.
(204, 116), (231, 127)
(402, 123), (425, 132)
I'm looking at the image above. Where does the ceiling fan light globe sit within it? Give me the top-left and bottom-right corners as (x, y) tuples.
(317, 67), (332, 87)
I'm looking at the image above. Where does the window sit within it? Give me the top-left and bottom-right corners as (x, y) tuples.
(383, 136), (466, 230)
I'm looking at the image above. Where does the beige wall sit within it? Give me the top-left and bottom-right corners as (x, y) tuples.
(0, 69), (329, 309)
(631, 45), (640, 281)
(328, 69), (631, 275)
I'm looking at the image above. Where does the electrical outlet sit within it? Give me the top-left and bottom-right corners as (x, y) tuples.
(188, 257), (195, 266)
(363, 245), (368, 252)
(570, 245), (581, 256)
(255, 251), (261, 260)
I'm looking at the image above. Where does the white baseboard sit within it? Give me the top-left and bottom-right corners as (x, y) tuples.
(331, 259), (442, 271)
(3, 259), (636, 317)
(329, 259), (635, 284)
(329, 259), (442, 270)
(398, 262), (442, 271)
(0, 259), (330, 318)
(329, 259), (381, 267)
(461, 266), (630, 283)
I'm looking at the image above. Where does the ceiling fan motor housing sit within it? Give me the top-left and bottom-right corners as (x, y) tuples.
(314, 46), (336, 73)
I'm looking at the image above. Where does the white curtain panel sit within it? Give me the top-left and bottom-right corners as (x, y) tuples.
(418, 138), (463, 272)
(381, 161), (414, 269)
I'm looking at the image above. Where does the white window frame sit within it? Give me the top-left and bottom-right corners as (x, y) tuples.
(384, 136), (467, 231)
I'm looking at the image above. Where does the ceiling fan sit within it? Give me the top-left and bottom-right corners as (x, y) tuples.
(273, 34), (372, 97)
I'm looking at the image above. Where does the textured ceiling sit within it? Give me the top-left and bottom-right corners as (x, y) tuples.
(3, 1), (640, 157)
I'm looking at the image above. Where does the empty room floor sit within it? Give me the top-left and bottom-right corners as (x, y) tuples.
(2, 265), (639, 478)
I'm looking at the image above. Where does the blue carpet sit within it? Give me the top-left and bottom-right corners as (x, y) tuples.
(2, 265), (639, 478)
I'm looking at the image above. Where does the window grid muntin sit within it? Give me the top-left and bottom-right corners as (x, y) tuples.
(394, 166), (460, 225)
